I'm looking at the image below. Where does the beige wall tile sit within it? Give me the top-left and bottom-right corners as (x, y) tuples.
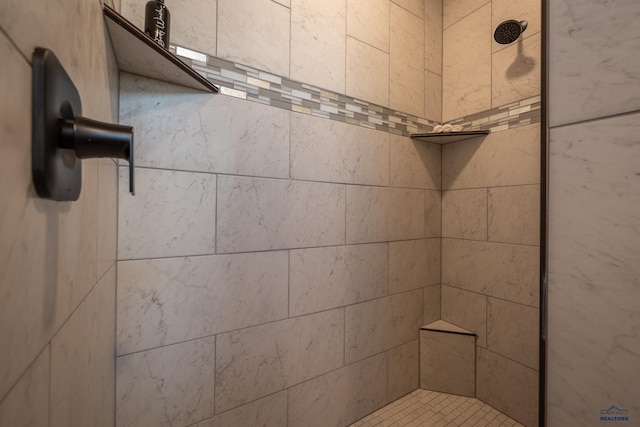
(288, 353), (387, 427)
(345, 290), (423, 363)
(425, 190), (442, 238)
(218, 0), (289, 76)
(443, 4), (491, 121)
(194, 393), (287, 427)
(120, 0), (217, 55)
(420, 329), (475, 396)
(392, 0), (424, 18)
(424, 284), (441, 325)
(346, 186), (425, 244)
(442, 239), (539, 307)
(97, 159), (118, 280)
(492, 33), (541, 107)
(442, 124), (540, 189)
(51, 268), (115, 427)
(425, 0), (443, 74)
(118, 168), (216, 259)
(442, 189), (488, 240)
(388, 340), (419, 401)
(291, 0), (346, 92)
(425, 70), (443, 122)
(291, 113), (389, 186)
(390, 3), (425, 117)
(441, 285), (487, 347)
(347, 0), (389, 52)
(476, 347), (538, 427)
(120, 74), (290, 179)
(549, 0), (640, 126)
(443, 0), (489, 29)
(117, 337), (216, 427)
(487, 298), (539, 370)
(390, 240), (434, 294)
(215, 309), (344, 412)
(390, 136), (441, 190)
(492, 0), (540, 53)
(346, 36), (390, 107)
(0, 348), (49, 427)
(117, 252), (288, 355)
(426, 238), (441, 288)
(290, 244), (389, 316)
(488, 185), (540, 245)
(217, 176), (346, 253)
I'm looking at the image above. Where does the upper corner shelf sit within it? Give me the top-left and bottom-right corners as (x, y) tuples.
(410, 130), (489, 144)
(103, 6), (218, 93)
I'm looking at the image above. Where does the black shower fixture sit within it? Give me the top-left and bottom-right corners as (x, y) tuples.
(494, 20), (528, 44)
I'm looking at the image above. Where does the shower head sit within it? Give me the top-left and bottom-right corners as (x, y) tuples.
(494, 20), (528, 44)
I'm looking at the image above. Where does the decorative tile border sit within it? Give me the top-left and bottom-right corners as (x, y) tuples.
(170, 45), (540, 138)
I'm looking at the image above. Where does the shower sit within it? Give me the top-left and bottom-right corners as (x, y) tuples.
(494, 19), (528, 44)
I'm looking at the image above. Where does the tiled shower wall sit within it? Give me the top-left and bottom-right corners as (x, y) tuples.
(0, 0), (119, 426)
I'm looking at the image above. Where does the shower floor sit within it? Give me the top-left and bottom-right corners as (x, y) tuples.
(349, 389), (525, 427)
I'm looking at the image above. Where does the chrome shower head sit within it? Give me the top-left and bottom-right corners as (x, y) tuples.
(494, 20), (528, 44)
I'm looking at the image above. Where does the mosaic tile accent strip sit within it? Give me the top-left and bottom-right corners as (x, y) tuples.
(349, 389), (525, 427)
(170, 45), (540, 138)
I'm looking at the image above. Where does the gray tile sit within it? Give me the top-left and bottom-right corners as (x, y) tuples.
(390, 239), (439, 294)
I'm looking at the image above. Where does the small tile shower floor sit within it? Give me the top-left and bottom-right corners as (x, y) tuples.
(349, 389), (525, 427)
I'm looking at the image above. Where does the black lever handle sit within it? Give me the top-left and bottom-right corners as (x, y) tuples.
(60, 117), (135, 195)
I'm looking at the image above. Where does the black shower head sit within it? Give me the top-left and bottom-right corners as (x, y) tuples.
(494, 20), (528, 44)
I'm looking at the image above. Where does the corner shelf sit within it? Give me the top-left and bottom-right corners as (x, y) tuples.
(103, 6), (218, 93)
(410, 130), (489, 144)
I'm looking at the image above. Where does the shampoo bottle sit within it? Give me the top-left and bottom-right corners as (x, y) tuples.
(144, 0), (170, 49)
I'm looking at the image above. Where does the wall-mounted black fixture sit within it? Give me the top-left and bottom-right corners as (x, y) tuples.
(32, 47), (135, 201)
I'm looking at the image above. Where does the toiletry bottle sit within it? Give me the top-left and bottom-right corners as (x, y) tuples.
(144, 0), (170, 49)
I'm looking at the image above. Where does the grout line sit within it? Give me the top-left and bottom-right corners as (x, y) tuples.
(549, 108), (640, 130)
(442, 0), (491, 31)
(439, 284), (540, 311)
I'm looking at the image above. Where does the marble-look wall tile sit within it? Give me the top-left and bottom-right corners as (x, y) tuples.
(488, 185), (540, 246)
(443, 0), (488, 29)
(218, 0), (289, 76)
(492, 0), (540, 53)
(291, 0), (346, 93)
(215, 309), (344, 412)
(476, 347), (538, 427)
(442, 189), (488, 240)
(487, 298), (538, 370)
(346, 0), (389, 52)
(345, 290), (423, 363)
(289, 353), (387, 427)
(425, 71), (443, 123)
(442, 239), (539, 307)
(441, 285), (487, 347)
(442, 124), (540, 190)
(442, 3), (491, 121)
(97, 159), (118, 280)
(0, 348), (49, 427)
(420, 329), (476, 397)
(120, 0), (217, 55)
(119, 74), (290, 179)
(424, 0), (442, 74)
(346, 36), (390, 107)
(347, 186), (425, 244)
(118, 167), (216, 260)
(217, 176), (345, 253)
(389, 239), (438, 294)
(388, 340), (419, 402)
(290, 113), (389, 186)
(548, 114), (640, 426)
(193, 392), (287, 427)
(116, 337), (216, 427)
(51, 267), (115, 427)
(548, 0), (640, 126)
(390, 3), (425, 117)
(392, 0), (424, 18)
(425, 190), (442, 238)
(390, 137), (441, 190)
(424, 284), (441, 325)
(290, 244), (388, 316)
(492, 33), (541, 108)
(117, 252), (288, 355)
